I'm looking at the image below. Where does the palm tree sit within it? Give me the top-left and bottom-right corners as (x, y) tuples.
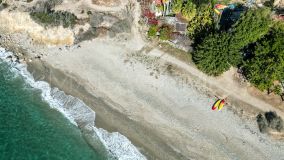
(181, 1), (196, 21)
(172, 0), (183, 14)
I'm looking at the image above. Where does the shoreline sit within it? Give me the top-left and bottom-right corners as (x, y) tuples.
(0, 47), (146, 160)
(25, 38), (284, 160)
(0, 2), (284, 159)
(1, 30), (284, 159)
(1, 35), (284, 159)
(27, 59), (180, 160)
(0, 0), (283, 159)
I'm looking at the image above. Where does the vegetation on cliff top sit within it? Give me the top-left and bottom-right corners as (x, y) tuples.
(30, 10), (77, 28)
(29, 0), (76, 28)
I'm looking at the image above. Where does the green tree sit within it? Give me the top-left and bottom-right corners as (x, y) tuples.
(181, 1), (196, 21)
(172, 0), (184, 14)
(242, 29), (284, 91)
(192, 8), (273, 76)
(192, 33), (232, 76)
(187, 4), (213, 38)
(224, 7), (272, 66)
(230, 8), (272, 51)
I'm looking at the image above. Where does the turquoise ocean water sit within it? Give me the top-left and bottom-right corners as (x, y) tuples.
(0, 60), (103, 159)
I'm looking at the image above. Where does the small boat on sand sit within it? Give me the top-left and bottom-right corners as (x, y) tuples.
(212, 99), (221, 110)
(218, 99), (226, 111)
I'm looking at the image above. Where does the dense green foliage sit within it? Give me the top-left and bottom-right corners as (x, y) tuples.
(147, 25), (172, 40)
(193, 33), (231, 76)
(159, 26), (172, 40)
(148, 25), (158, 37)
(181, 1), (196, 21)
(193, 7), (275, 77)
(172, 0), (183, 14)
(242, 28), (284, 91)
(30, 10), (77, 28)
(187, 5), (214, 38)
(150, 1), (284, 95)
(229, 8), (271, 66)
(230, 8), (271, 50)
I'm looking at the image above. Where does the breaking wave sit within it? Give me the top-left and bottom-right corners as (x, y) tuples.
(0, 47), (146, 160)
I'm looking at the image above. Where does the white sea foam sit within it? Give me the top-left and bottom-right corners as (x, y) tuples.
(0, 47), (146, 160)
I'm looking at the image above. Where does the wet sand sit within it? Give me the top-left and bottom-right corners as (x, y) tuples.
(27, 60), (177, 159)
(1, 0), (281, 159)
(26, 39), (284, 160)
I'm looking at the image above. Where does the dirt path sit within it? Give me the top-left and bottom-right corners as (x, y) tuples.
(146, 48), (284, 119)
(42, 38), (284, 160)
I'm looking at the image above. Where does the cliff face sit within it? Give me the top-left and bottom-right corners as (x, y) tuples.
(0, 0), (135, 47)
(0, 11), (74, 46)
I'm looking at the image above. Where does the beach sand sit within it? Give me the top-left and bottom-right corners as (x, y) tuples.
(27, 38), (284, 160)
(0, 0), (282, 158)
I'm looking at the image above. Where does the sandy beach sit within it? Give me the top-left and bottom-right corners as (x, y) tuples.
(0, 0), (284, 159)
(25, 37), (284, 160)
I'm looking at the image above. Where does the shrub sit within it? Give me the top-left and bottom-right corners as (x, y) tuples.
(257, 114), (268, 133)
(181, 1), (196, 21)
(159, 26), (172, 40)
(257, 112), (283, 133)
(30, 10), (77, 28)
(148, 25), (158, 37)
(265, 111), (283, 132)
(172, 0), (183, 14)
(87, 11), (92, 15)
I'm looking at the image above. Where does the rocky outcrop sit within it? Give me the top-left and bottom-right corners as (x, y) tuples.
(0, 11), (74, 46)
